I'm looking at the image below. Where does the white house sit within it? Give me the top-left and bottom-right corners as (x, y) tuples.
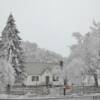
(23, 62), (63, 86)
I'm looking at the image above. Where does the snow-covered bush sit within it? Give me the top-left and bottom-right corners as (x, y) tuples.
(0, 59), (15, 90)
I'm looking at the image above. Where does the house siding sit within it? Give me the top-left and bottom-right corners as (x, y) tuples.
(24, 75), (41, 86)
(41, 69), (52, 85)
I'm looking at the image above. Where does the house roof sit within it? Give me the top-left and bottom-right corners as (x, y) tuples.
(24, 62), (58, 75)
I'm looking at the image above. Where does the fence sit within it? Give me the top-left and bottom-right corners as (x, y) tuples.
(0, 85), (100, 96)
(69, 86), (100, 94)
(10, 85), (64, 95)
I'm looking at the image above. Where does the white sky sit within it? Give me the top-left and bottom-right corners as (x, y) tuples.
(0, 0), (100, 57)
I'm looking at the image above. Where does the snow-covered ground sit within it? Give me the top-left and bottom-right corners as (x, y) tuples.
(0, 93), (100, 100)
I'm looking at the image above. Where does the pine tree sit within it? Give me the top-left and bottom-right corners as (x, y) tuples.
(1, 14), (25, 83)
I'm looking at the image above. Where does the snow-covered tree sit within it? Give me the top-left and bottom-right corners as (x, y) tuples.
(1, 14), (25, 82)
(22, 41), (63, 63)
(66, 20), (100, 87)
(0, 59), (15, 90)
(83, 21), (100, 87)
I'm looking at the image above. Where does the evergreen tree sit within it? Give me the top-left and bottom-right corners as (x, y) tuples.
(1, 14), (25, 82)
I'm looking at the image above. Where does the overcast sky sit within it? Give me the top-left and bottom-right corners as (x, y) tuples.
(0, 0), (100, 57)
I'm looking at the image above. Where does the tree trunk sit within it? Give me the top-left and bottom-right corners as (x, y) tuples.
(93, 74), (98, 87)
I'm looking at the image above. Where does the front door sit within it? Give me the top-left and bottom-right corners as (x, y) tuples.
(45, 76), (49, 85)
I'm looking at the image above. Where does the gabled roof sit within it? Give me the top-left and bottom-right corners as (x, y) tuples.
(24, 62), (58, 75)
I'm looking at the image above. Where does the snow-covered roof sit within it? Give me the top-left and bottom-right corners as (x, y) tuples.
(24, 62), (59, 75)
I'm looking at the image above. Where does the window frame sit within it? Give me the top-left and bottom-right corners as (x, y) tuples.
(53, 74), (59, 81)
(32, 76), (39, 81)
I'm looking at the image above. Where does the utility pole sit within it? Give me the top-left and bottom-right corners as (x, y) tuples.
(60, 60), (66, 95)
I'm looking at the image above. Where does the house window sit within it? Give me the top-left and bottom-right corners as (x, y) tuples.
(32, 76), (39, 81)
(32, 76), (35, 81)
(53, 75), (59, 81)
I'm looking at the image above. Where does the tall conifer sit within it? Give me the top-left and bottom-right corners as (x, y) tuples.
(1, 14), (25, 82)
